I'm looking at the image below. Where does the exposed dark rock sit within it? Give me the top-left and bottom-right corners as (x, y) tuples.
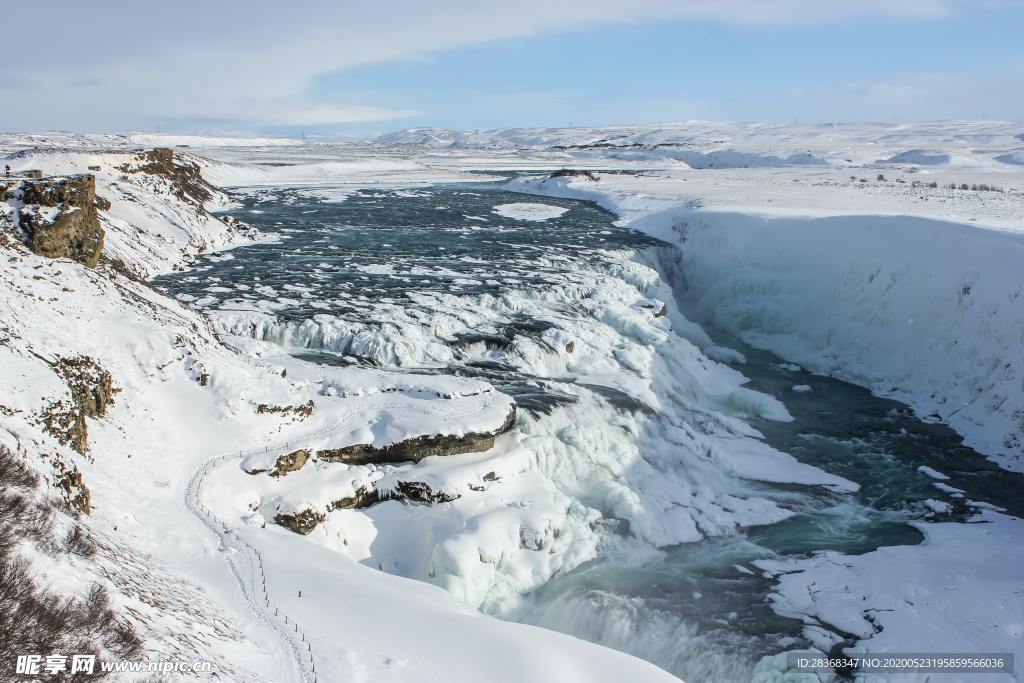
(565, 340), (575, 353)
(93, 195), (111, 211)
(277, 480), (459, 534)
(19, 174), (104, 267)
(56, 356), (115, 419)
(269, 449), (310, 477)
(56, 467), (91, 515)
(335, 481), (459, 509)
(118, 148), (215, 207)
(550, 168), (599, 181)
(199, 372), (209, 386)
(257, 399), (314, 419)
(41, 357), (115, 454)
(655, 303), (668, 317)
(384, 480), (458, 505)
(329, 486), (379, 510)
(317, 405), (515, 465)
(267, 405), (515, 534)
(275, 508), (324, 535)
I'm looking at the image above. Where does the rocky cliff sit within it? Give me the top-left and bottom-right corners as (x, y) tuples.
(16, 174), (105, 267)
(318, 405), (517, 465)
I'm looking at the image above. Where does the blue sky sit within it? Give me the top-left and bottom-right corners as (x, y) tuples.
(2, 0), (1022, 135)
(306, 6), (1024, 135)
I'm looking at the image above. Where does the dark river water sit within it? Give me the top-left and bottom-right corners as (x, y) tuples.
(155, 182), (1021, 682)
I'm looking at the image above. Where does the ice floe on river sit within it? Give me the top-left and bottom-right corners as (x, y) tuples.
(492, 202), (570, 222)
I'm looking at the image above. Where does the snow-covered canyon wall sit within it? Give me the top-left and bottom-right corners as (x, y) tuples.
(510, 175), (1024, 473)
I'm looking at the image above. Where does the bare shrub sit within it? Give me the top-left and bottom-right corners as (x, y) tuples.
(0, 446), (40, 490)
(0, 445), (142, 679)
(0, 490), (54, 549)
(64, 525), (97, 558)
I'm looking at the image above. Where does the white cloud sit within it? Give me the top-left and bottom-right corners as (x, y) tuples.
(0, 0), (994, 132)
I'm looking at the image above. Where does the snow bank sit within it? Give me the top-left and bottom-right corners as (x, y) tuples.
(884, 149), (952, 165)
(995, 151), (1024, 166)
(757, 510), (1024, 682)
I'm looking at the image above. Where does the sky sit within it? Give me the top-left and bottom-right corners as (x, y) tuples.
(2, 0), (1022, 137)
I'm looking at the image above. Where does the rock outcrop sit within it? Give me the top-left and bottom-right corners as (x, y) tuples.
(269, 449), (310, 477)
(255, 405), (515, 534)
(333, 480), (458, 510)
(379, 480), (458, 506)
(119, 148), (215, 207)
(56, 466), (91, 515)
(317, 405), (516, 466)
(18, 175), (104, 267)
(276, 480), (459, 535)
(256, 400), (314, 419)
(275, 508), (324, 535)
(41, 356), (115, 454)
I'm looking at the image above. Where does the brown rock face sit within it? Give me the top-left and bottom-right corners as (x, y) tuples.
(263, 404), (515, 535)
(317, 405), (516, 465)
(329, 486), (380, 510)
(57, 467), (91, 515)
(270, 449), (310, 477)
(121, 148), (215, 207)
(275, 508), (325, 535)
(56, 357), (115, 420)
(383, 481), (458, 505)
(42, 357), (115, 454)
(256, 400), (314, 419)
(334, 481), (458, 510)
(19, 175), (104, 267)
(277, 480), (459, 535)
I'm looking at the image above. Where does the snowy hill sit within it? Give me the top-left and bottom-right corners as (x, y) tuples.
(374, 120), (1024, 169)
(0, 147), (682, 682)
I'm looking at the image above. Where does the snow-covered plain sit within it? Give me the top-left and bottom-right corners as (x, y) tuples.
(3, 120), (1023, 682)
